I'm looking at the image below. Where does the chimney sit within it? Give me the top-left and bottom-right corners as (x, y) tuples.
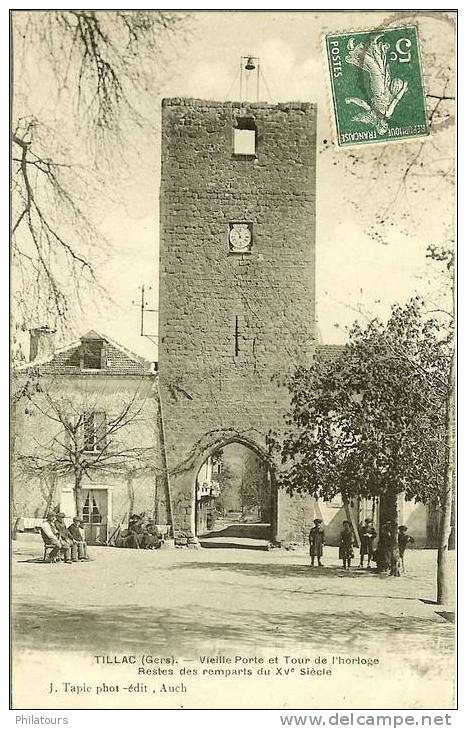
(29, 326), (56, 362)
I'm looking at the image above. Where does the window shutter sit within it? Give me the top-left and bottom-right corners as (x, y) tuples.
(83, 412), (94, 451)
(83, 492), (91, 522)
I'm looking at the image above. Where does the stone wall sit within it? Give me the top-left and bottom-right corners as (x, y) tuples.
(158, 98), (317, 537)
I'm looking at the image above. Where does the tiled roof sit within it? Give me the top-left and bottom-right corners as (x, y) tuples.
(79, 329), (103, 340)
(314, 344), (344, 363)
(17, 332), (155, 377)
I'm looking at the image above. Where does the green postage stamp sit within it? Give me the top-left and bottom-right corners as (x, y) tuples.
(326, 26), (429, 146)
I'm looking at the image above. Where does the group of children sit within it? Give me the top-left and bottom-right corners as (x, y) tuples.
(115, 514), (162, 549)
(308, 517), (414, 571)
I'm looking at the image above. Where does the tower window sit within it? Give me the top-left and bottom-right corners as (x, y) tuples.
(233, 118), (256, 156)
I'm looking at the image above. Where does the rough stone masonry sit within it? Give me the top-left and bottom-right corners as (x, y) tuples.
(158, 98), (317, 540)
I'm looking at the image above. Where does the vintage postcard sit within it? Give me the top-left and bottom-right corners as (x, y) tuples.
(10, 9), (456, 713)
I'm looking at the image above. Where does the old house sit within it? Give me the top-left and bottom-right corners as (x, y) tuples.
(12, 327), (169, 543)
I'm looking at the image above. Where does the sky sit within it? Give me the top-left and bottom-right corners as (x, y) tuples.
(13, 10), (455, 362)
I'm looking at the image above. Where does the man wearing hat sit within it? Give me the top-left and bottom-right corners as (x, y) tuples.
(309, 518), (325, 567)
(339, 520), (355, 569)
(54, 512), (76, 562)
(125, 513), (144, 549)
(40, 513), (62, 563)
(141, 521), (161, 550)
(68, 517), (89, 561)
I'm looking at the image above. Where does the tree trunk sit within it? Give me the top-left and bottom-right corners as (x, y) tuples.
(153, 474), (159, 523)
(127, 472), (135, 518)
(389, 521), (401, 577)
(342, 494), (360, 548)
(378, 491), (400, 576)
(74, 470), (84, 518)
(42, 472), (57, 517)
(371, 497), (377, 524)
(12, 517), (20, 541)
(437, 353), (455, 605)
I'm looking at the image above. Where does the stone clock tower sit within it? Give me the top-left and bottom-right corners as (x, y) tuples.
(158, 98), (317, 540)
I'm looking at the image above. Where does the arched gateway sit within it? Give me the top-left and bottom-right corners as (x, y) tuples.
(193, 438), (277, 544)
(158, 98), (317, 544)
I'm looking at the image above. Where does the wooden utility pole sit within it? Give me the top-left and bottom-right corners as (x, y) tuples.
(155, 379), (174, 535)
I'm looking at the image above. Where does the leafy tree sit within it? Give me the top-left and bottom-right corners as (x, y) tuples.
(269, 299), (450, 583)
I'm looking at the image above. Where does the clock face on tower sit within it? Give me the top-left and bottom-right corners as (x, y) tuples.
(228, 222), (253, 253)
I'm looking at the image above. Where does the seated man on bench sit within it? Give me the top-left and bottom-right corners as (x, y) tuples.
(41, 513), (71, 563)
(124, 514), (144, 549)
(67, 517), (90, 561)
(141, 521), (161, 549)
(54, 512), (77, 562)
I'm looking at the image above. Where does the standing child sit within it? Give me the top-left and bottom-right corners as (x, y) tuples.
(309, 518), (325, 567)
(359, 518), (377, 568)
(339, 521), (355, 569)
(398, 526), (415, 573)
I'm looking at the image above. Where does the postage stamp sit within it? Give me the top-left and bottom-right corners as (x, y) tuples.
(326, 26), (429, 147)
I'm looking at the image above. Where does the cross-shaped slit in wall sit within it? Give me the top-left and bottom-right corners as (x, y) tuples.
(234, 315), (240, 357)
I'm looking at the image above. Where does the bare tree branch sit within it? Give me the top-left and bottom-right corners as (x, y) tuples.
(11, 10), (190, 335)
(15, 376), (158, 516)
